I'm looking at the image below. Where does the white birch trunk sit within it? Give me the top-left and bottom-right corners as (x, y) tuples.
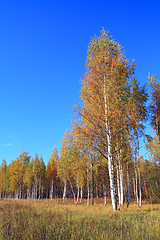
(15, 191), (18, 199)
(50, 177), (54, 199)
(103, 183), (107, 206)
(63, 180), (67, 202)
(119, 154), (123, 208)
(116, 158), (121, 208)
(138, 162), (142, 207)
(96, 183), (99, 199)
(127, 161), (130, 208)
(137, 140), (141, 207)
(80, 185), (83, 204)
(87, 166), (90, 206)
(20, 182), (22, 199)
(76, 172), (80, 206)
(39, 178), (41, 199)
(135, 167), (139, 206)
(76, 184), (79, 206)
(32, 186), (34, 199)
(90, 161), (94, 205)
(104, 74), (117, 211)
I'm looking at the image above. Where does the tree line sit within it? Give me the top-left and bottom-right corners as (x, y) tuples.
(0, 29), (160, 211)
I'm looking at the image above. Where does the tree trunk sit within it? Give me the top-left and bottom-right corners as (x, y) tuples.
(103, 183), (107, 206)
(68, 178), (76, 204)
(127, 161), (130, 208)
(0, 182), (2, 199)
(63, 180), (67, 202)
(90, 161), (94, 205)
(76, 172), (80, 206)
(104, 74), (117, 211)
(138, 159), (142, 207)
(87, 166), (90, 206)
(50, 177), (54, 199)
(76, 184), (79, 206)
(119, 151), (123, 208)
(135, 167), (139, 206)
(116, 158), (121, 208)
(20, 182), (22, 199)
(116, 144), (121, 209)
(34, 175), (38, 199)
(15, 190), (18, 199)
(39, 178), (41, 199)
(80, 185), (83, 204)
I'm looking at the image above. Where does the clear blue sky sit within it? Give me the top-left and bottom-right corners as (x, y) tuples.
(0, 0), (160, 165)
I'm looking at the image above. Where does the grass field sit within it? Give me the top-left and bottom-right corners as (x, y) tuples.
(0, 199), (160, 240)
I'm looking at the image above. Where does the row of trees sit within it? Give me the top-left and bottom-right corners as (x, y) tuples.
(1, 30), (160, 211)
(0, 143), (159, 206)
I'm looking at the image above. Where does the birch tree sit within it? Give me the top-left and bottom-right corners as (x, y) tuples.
(78, 29), (135, 211)
(148, 74), (160, 140)
(47, 146), (58, 199)
(0, 159), (7, 198)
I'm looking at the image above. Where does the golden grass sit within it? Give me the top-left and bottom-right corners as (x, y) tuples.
(0, 199), (160, 240)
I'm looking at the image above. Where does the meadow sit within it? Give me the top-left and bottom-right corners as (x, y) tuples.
(0, 199), (160, 240)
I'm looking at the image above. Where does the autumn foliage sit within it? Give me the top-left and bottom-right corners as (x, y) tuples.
(0, 29), (160, 210)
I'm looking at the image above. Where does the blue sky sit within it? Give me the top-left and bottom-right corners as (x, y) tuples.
(0, 1), (160, 165)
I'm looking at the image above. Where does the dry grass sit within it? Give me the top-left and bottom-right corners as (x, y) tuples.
(0, 199), (160, 239)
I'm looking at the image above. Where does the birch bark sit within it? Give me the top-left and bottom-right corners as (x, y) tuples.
(127, 161), (130, 207)
(103, 183), (107, 206)
(119, 149), (123, 208)
(90, 160), (94, 205)
(80, 185), (83, 204)
(87, 166), (90, 206)
(104, 74), (117, 211)
(137, 139), (142, 207)
(116, 157), (121, 208)
(63, 180), (67, 202)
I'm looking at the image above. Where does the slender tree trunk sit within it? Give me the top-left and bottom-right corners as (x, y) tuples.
(115, 144), (121, 209)
(76, 172), (80, 206)
(116, 158), (121, 208)
(68, 178), (76, 204)
(133, 177), (136, 199)
(27, 186), (29, 199)
(119, 150), (123, 208)
(90, 161), (94, 205)
(87, 166), (90, 206)
(34, 175), (38, 199)
(15, 190), (18, 199)
(80, 185), (83, 204)
(39, 178), (41, 199)
(96, 184), (99, 199)
(138, 162), (141, 207)
(50, 177), (54, 199)
(116, 139), (123, 208)
(103, 183), (107, 206)
(20, 182), (22, 199)
(31, 186), (34, 199)
(76, 184), (79, 206)
(136, 137), (142, 208)
(116, 143), (121, 208)
(104, 74), (117, 211)
(63, 180), (67, 202)
(41, 186), (43, 199)
(135, 166), (139, 206)
(127, 161), (130, 208)
(0, 182), (2, 199)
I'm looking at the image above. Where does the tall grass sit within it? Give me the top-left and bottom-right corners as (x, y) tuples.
(0, 199), (160, 239)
